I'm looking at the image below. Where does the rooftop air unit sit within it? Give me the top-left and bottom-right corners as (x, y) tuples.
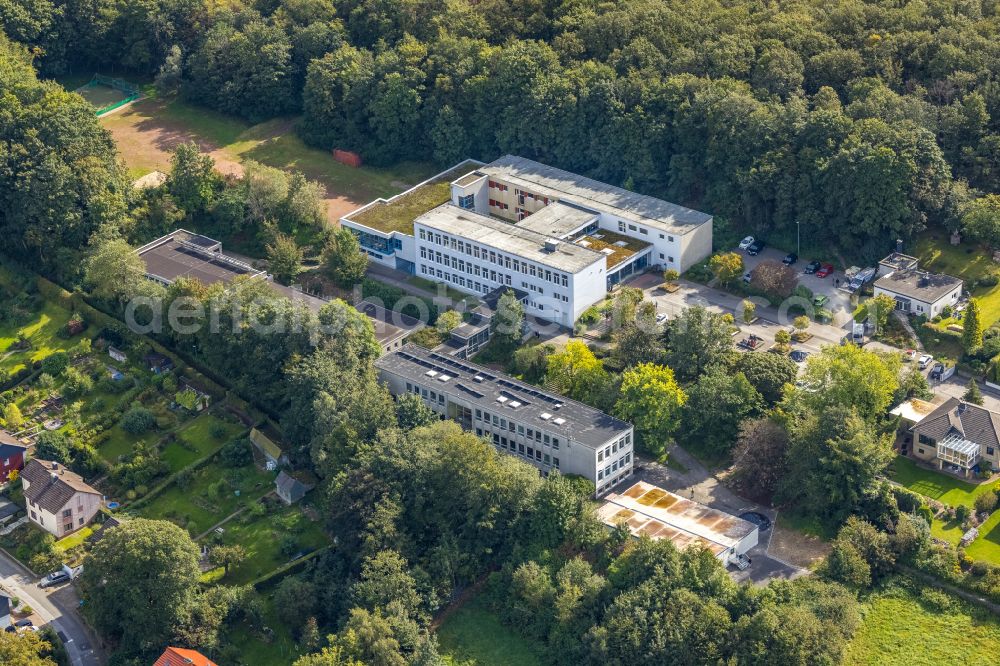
(426, 370), (438, 377)
(540, 412), (552, 420)
(552, 417), (566, 425)
(437, 374), (451, 382)
(544, 240), (560, 252)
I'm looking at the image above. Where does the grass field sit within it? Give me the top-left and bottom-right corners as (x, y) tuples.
(97, 96), (436, 221)
(889, 456), (999, 508)
(139, 461), (273, 535)
(437, 597), (546, 666)
(208, 503), (328, 585)
(161, 412), (244, 472)
(76, 83), (128, 111)
(966, 508), (1000, 564)
(0, 301), (96, 374)
(845, 580), (1000, 665)
(98, 424), (159, 463)
(915, 230), (1000, 328)
(223, 594), (305, 666)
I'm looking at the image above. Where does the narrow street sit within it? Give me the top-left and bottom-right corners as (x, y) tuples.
(0, 549), (103, 666)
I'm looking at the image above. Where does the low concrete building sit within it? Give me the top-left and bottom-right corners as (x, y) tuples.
(375, 344), (634, 495)
(355, 299), (426, 354)
(21, 460), (103, 538)
(596, 481), (758, 565)
(910, 398), (1000, 477)
(874, 270), (962, 318)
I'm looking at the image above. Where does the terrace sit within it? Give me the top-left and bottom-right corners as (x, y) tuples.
(346, 164), (474, 235)
(573, 229), (651, 270)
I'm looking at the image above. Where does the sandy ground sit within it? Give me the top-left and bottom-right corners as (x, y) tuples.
(767, 520), (832, 569)
(102, 102), (361, 223)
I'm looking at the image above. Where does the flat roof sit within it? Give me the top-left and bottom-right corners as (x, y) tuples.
(136, 230), (262, 286)
(879, 252), (919, 271)
(375, 344), (632, 448)
(415, 204), (605, 274)
(356, 299), (425, 346)
(596, 481), (757, 556)
(481, 155), (712, 235)
(889, 398), (938, 424)
(346, 163), (478, 235)
(514, 201), (598, 238)
(574, 229), (651, 270)
(875, 270), (962, 303)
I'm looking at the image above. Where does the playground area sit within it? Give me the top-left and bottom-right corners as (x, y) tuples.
(75, 75), (141, 116)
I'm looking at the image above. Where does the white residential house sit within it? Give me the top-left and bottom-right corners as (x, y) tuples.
(21, 459), (103, 538)
(873, 270), (962, 318)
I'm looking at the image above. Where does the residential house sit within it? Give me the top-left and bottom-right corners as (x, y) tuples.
(275, 470), (315, 505)
(873, 247), (962, 318)
(250, 425), (288, 470)
(375, 344), (635, 495)
(108, 345), (128, 363)
(910, 398), (1000, 477)
(153, 647), (218, 666)
(21, 459), (103, 537)
(0, 430), (27, 483)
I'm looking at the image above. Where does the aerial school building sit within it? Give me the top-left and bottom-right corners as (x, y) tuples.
(343, 155), (714, 327)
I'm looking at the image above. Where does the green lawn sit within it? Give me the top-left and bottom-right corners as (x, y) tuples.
(966, 508), (1000, 564)
(222, 593), (305, 666)
(889, 456), (999, 508)
(845, 580), (1000, 665)
(437, 597), (546, 666)
(98, 424), (158, 463)
(930, 516), (965, 546)
(206, 503), (329, 585)
(915, 231), (1000, 327)
(138, 461), (273, 536)
(161, 412), (244, 472)
(0, 299), (97, 374)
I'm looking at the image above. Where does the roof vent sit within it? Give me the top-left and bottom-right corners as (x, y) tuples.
(425, 370), (438, 377)
(508, 401), (522, 408)
(497, 396), (508, 404)
(540, 412), (552, 420)
(552, 417), (566, 425)
(50, 472), (58, 483)
(544, 240), (559, 252)
(437, 374), (451, 382)
(958, 401), (968, 414)
(473, 375), (484, 383)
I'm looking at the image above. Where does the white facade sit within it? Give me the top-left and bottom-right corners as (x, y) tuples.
(375, 346), (635, 495)
(873, 276), (962, 318)
(342, 156), (713, 327)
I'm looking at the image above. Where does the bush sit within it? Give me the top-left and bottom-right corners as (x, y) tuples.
(210, 422), (228, 439)
(956, 504), (971, 522)
(975, 490), (998, 515)
(918, 587), (956, 612)
(120, 406), (155, 434)
(219, 438), (252, 468)
(40, 351), (70, 376)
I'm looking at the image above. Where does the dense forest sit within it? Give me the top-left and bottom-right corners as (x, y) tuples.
(6, 0), (1000, 260)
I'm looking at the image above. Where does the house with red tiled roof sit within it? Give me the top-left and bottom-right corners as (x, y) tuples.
(153, 646), (218, 666)
(21, 459), (103, 537)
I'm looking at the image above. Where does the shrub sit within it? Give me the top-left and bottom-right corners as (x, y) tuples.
(956, 504), (971, 522)
(40, 351), (70, 376)
(975, 490), (998, 515)
(121, 406), (155, 434)
(219, 438), (252, 468)
(210, 422), (228, 439)
(918, 587), (955, 612)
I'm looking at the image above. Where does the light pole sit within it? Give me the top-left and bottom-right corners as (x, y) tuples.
(796, 220), (801, 255)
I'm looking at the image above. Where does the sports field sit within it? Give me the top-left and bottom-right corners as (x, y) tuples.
(97, 96), (437, 222)
(77, 83), (128, 111)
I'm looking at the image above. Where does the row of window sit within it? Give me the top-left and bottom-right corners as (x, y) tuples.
(617, 220), (674, 243)
(479, 429), (561, 469)
(405, 381), (447, 407)
(597, 452), (632, 482)
(597, 434), (632, 462)
(417, 227), (571, 287)
(475, 409), (561, 449)
(420, 264), (500, 296)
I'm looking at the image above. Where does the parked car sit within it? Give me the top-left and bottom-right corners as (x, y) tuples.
(804, 260), (822, 274)
(904, 349), (917, 361)
(738, 236), (755, 250)
(782, 252), (798, 265)
(918, 354), (934, 369)
(931, 363), (946, 380)
(790, 350), (809, 363)
(39, 570), (70, 588)
(813, 295), (829, 307)
(739, 511), (772, 532)
(747, 239), (766, 255)
(815, 263), (835, 278)
(743, 271), (753, 283)
(655, 313), (668, 324)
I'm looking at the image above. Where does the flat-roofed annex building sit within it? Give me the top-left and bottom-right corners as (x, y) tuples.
(342, 156), (713, 327)
(375, 344), (635, 495)
(597, 481), (759, 564)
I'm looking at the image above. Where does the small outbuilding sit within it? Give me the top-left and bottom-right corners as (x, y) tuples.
(108, 345), (128, 363)
(144, 352), (174, 374)
(275, 470), (316, 505)
(250, 425), (288, 469)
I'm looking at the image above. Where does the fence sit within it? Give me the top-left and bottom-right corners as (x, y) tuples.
(80, 74), (141, 116)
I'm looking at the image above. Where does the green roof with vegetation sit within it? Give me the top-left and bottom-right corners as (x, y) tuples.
(347, 165), (473, 235)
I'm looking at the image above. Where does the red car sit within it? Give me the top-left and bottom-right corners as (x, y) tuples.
(815, 263), (835, 278)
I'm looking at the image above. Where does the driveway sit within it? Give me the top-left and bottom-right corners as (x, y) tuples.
(614, 446), (806, 584)
(0, 549), (103, 666)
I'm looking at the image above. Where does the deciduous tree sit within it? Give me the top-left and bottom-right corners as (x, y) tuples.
(324, 228), (369, 288)
(614, 363), (686, 458)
